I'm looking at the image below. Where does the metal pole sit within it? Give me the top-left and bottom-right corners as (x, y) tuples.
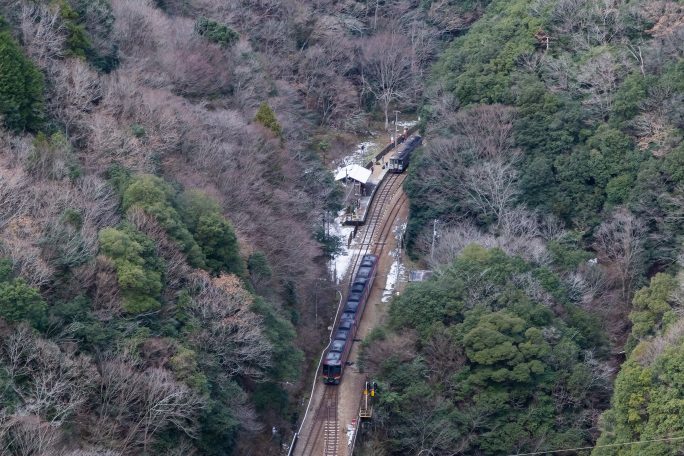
(394, 110), (399, 148)
(430, 219), (438, 263)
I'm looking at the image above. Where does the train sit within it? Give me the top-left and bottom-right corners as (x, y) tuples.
(388, 134), (422, 173)
(322, 254), (378, 384)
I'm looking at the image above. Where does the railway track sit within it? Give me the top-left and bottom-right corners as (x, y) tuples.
(296, 386), (338, 456)
(323, 387), (339, 456)
(346, 172), (405, 288)
(293, 172), (406, 456)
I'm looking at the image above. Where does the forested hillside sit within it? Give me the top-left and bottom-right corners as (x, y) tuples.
(0, 0), (445, 454)
(1, 0), (683, 454)
(362, 0), (684, 455)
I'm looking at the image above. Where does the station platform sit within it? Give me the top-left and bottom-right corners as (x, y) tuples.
(342, 161), (391, 226)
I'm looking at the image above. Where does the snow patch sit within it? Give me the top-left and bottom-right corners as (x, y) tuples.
(332, 141), (379, 178)
(395, 119), (418, 129)
(329, 209), (355, 284)
(382, 223), (407, 302)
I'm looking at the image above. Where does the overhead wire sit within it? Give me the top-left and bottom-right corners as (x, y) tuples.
(508, 434), (684, 455)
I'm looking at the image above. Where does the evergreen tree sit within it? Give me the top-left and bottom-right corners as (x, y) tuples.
(254, 102), (282, 137)
(0, 29), (44, 131)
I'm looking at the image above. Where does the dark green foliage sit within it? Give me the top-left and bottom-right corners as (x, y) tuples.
(594, 327), (684, 455)
(122, 175), (206, 268)
(252, 382), (288, 414)
(611, 73), (650, 123)
(59, 0), (92, 59)
(548, 232), (593, 271)
(252, 297), (302, 381)
(432, 0), (544, 104)
(50, 294), (90, 325)
(195, 17), (239, 47)
(0, 29), (44, 131)
(629, 273), (677, 341)
(0, 275), (47, 330)
(254, 102), (283, 136)
(106, 163), (133, 195)
(378, 246), (608, 455)
(65, 0), (119, 72)
(176, 189), (244, 275)
(98, 226), (164, 314)
(403, 147), (451, 253)
(314, 226), (343, 259)
(196, 382), (241, 456)
(248, 251), (271, 280)
(0, 258), (13, 282)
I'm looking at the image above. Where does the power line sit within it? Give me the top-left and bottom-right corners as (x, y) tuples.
(508, 435), (684, 456)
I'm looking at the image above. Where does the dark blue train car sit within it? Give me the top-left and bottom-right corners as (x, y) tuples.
(322, 255), (378, 384)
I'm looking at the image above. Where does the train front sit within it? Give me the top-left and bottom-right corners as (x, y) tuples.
(322, 352), (342, 384)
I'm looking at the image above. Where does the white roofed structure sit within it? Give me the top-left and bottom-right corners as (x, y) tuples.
(335, 164), (372, 185)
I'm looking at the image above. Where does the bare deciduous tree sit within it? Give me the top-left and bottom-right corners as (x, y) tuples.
(360, 30), (413, 129)
(594, 208), (646, 301)
(465, 158), (521, 224)
(189, 272), (272, 379)
(19, 3), (66, 68)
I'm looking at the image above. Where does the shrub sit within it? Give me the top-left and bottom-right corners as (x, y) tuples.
(254, 102), (282, 137)
(194, 17), (239, 47)
(59, 0), (92, 59)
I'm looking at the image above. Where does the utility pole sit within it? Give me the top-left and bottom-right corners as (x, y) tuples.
(430, 219), (439, 263)
(394, 110), (400, 148)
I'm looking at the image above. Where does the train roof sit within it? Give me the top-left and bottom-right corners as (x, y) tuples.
(344, 301), (360, 312)
(339, 320), (353, 330)
(324, 352), (342, 365)
(331, 340), (346, 352)
(348, 292), (362, 302)
(393, 135), (422, 160)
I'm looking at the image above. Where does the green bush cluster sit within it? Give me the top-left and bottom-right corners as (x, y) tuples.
(62, 0), (119, 72)
(408, 0), (684, 271)
(254, 102), (282, 137)
(0, 26), (44, 132)
(99, 226), (164, 314)
(0, 259), (47, 329)
(118, 175), (245, 277)
(378, 246), (608, 454)
(176, 189), (244, 276)
(431, 0), (543, 105)
(122, 175), (206, 268)
(594, 274), (684, 456)
(195, 17), (239, 47)
(59, 0), (92, 59)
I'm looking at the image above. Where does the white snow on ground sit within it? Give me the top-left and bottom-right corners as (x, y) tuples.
(396, 119), (418, 128)
(332, 141), (379, 178)
(382, 258), (405, 303)
(382, 223), (407, 302)
(330, 209), (355, 284)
